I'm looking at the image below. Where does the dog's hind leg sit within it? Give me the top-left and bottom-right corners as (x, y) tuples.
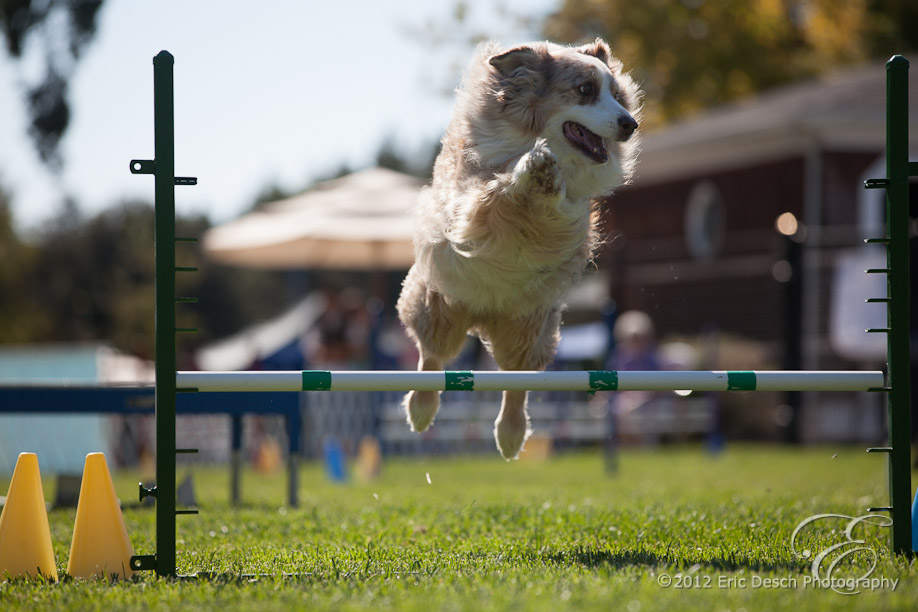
(480, 307), (562, 459)
(396, 266), (470, 432)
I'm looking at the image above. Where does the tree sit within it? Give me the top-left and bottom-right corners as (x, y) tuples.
(0, 0), (105, 169)
(0, 185), (50, 341)
(375, 135), (438, 179)
(543, 0), (918, 128)
(12, 201), (292, 355)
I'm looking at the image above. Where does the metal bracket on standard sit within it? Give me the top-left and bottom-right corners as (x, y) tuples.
(130, 554), (157, 571)
(864, 177), (890, 189)
(139, 483), (157, 501)
(131, 159), (196, 185)
(130, 159), (155, 175)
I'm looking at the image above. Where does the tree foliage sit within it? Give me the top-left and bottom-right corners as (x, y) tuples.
(0, 0), (105, 169)
(543, 0), (918, 127)
(0, 134), (440, 357)
(0, 201), (294, 356)
(0, 188), (50, 342)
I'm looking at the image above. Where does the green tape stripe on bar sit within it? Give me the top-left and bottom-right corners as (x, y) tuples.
(589, 370), (618, 391)
(445, 371), (475, 391)
(302, 370), (332, 391)
(727, 371), (756, 391)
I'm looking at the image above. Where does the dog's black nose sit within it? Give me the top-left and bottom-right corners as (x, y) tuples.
(617, 115), (638, 141)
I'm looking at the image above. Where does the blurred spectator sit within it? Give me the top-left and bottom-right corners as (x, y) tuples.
(609, 310), (659, 372)
(308, 287), (370, 368)
(602, 310), (660, 469)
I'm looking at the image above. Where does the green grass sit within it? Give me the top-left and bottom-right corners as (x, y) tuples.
(1, 445), (916, 611)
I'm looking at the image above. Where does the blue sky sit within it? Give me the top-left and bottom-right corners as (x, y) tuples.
(0, 0), (555, 233)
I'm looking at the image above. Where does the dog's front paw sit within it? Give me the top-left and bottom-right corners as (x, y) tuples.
(513, 139), (563, 198)
(404, 390), (440, 432)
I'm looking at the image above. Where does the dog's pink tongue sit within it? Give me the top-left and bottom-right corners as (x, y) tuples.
(563, 121), (607, 162)
(563, 122), (586, 146)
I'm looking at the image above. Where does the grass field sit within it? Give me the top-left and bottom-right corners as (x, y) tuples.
(1, 445), (916, 611)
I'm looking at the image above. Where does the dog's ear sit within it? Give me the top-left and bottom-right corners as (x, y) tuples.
(488, 45), (541, 77)
(577, 38), (615, 68)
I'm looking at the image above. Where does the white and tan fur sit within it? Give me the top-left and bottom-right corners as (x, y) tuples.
(397, 39), (641, 459)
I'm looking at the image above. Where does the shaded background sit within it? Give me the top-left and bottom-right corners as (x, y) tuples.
(1, 0), (917, 469)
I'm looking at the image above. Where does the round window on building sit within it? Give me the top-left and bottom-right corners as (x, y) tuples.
(684, 180), (725, 259)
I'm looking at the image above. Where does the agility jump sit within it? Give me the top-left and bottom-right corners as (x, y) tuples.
(129, 51), (914, 577)
(177, 369), (884, 393)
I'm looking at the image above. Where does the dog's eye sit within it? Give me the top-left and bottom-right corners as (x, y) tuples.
(578, 83), (593, 96)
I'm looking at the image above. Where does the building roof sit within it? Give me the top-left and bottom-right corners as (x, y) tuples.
(636, 57), (918, 184)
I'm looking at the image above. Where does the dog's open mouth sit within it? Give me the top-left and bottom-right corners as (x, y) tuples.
(563, 121), (608, 164)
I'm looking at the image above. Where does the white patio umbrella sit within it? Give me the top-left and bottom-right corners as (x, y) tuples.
(202, 167), (424, 270)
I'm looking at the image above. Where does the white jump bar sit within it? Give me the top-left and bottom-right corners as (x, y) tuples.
(176, 370), (885, 393)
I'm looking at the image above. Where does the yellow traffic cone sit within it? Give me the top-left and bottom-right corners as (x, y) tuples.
(66, 453), (133, 579)
(0, 452), (58, 580)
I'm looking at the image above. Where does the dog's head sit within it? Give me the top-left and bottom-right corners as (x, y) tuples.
(480, 39), (641, 180)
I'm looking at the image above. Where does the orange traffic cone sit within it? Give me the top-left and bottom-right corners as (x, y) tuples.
(0, 452), (58, 580)
(66, 453), (133, 579)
